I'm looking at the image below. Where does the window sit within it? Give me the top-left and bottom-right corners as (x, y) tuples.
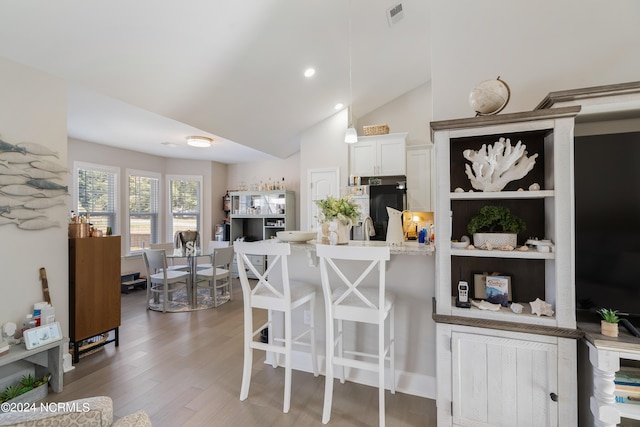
(127, 170), (160, 254)
(75, 162), (119, 234)
(167, 175), (202, 241)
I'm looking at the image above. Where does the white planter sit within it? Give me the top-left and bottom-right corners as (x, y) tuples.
(473, 232), (517, 248)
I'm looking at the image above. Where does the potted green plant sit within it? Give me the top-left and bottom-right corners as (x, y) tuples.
(467, 205), (526, 248)
(0, 374), (50, 408)
(597, 308), (620, 337)
(315, 195), (360, 244)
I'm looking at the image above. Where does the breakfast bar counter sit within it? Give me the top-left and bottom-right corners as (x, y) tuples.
(269, 240), (437, 399)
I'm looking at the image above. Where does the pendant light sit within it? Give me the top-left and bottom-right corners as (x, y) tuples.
(344, 0), (358, 144)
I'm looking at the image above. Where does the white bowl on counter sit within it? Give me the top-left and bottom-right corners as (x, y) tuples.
(276, 231), (316, 243)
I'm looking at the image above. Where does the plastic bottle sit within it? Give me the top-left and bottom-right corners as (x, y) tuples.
(22, 314), (36, 336)
(281, 177), (286, 190)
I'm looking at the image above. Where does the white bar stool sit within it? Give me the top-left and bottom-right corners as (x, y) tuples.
(316, 244), (395, 426)
(235, 240), (319, 413)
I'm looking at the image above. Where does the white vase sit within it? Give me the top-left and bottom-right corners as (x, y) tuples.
(317, 218), (352, 245)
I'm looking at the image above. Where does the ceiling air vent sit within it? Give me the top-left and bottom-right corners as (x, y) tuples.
(386, 3), (404, 26)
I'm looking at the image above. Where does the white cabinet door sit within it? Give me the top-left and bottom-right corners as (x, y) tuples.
(451, 331), (558, 427)
(349, 140), (377, 177)
(378, 137), (406, 176)
(406, 146), (432, 211)
(349, 133), (407, 177)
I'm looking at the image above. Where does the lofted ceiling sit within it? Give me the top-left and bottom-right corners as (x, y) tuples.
(0, 0), (430, 164)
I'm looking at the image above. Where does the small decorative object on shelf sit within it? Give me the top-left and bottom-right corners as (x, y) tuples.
(597, 308), (620, 337)
(471, 300), (501, 311)
(463, 137), (538, 192)
(467, 205), (526, 249)
(510, 303), (524, 314)
(468, 77), (510, 116)
(530, 298), (554, 317)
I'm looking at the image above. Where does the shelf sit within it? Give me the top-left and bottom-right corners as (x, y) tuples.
(450, 248), (555, 259)
(618, 402), (640, 420)
(450, 190), (555, 200)
(230, 214), (285, 219)
(448, 297), (558, 326)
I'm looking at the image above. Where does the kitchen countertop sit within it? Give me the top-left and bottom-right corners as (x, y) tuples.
(285, 240), (435, 256)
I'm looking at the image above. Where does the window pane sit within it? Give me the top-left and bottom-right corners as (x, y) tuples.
(77, 166), (117, 233)
(169, 178), (201, 240)
(128, 174), (159, 253)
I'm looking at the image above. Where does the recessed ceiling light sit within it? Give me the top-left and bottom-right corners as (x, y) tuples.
(335, 103), (344, 110)
(304, 68), (316, 78)
(161, 142), (177, 148)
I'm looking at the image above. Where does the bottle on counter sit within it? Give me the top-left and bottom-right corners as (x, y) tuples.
(281, 177), (286, 190)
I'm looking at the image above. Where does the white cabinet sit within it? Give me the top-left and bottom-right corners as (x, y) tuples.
(406, 145), (432, 211)
(447, 326), (559, 427)
(349, 132), (407, 177)
(431, 107), (581, 426)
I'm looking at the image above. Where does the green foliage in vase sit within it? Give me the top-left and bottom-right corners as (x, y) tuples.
(315, 196), (360, 225)
(598, 308), (620, 324)
(467, 205), (526, 235)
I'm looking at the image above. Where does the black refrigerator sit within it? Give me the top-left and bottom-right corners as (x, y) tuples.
(369, 184), (406, 241)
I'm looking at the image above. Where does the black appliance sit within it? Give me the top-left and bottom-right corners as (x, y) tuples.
(369, 184), (406, 241)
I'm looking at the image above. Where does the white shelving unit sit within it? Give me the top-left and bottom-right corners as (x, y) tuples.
(431, 106), (581, 427)
(229, 190), (295, 278)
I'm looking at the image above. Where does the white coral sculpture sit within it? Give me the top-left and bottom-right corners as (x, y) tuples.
(463, 137), (538, 192)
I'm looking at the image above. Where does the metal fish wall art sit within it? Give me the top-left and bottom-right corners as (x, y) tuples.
(0, 152), (38, 164)
(0, 175), (28, 185)
(0, 196), (24, 208)
(0, 135), (67, 231)
(23, 198), (65, 209)
(26, 179), (68, 191)
(2, 208), (47, 220)
(17, 218), (60, 230)
(29, 160), (67, 173)
(1, 184), (47, 197)
(0, 138), (27, 155)
(0, 217), (19, 226)
(17, 142), (59, 158)
(21, 168), (59, 179)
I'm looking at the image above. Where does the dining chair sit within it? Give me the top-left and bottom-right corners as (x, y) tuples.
(316, 244), (395, 426)
(235, 240), (319, 413)
(149, 242), (188, 271)
(196, 240), (230, 270)
(196, 245), (235, 307)
(142, 249), (190, 312)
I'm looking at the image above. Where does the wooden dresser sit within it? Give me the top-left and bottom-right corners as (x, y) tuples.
(68, 236), (121, 362)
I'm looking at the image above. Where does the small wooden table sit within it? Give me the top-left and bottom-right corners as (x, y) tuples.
(0, 338), (68, 393)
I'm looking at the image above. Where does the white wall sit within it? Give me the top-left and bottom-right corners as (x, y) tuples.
(358, 81), (433, 146)
(299, 109), (350, 230)
(0, 58), (69, 334)
(430, 0), (640, 120)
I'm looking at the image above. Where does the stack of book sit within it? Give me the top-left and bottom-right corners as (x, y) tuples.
(615, 367), (640, 404)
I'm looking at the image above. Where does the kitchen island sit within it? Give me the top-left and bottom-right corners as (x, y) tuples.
(267, 240), (436, 399)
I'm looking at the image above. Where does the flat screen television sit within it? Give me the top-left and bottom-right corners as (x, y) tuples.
(575, 130), (640, 322)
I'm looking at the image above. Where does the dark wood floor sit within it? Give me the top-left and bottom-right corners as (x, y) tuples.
(47, 281), (436, 426)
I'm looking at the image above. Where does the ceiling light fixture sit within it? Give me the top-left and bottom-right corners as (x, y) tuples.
(345, 0), (358, 144)
(304, 68), (316, 78)
(335, 103), (344, 110)
(186, 136), (213, 148)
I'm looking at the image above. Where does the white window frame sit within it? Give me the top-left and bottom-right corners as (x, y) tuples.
(126, 169), (161, 256)
(74, 161), (120, 235)
(166, 174), (203, 243)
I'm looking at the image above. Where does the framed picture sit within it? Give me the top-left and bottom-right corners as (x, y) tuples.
(473, 272), (512, 302)
(485, 275), (510, 307)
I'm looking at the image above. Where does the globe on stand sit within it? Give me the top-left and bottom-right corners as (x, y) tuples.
(469, 77), (511, 116)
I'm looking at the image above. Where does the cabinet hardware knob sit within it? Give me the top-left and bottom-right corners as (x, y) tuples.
(550, 392), (558, 402)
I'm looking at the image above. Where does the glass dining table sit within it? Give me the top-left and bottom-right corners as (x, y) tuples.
(166, 248), (216, 311)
